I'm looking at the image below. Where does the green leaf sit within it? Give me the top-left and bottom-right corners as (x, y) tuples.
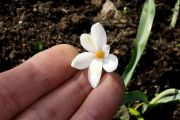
(115, 105), (130, 120)
(123, 91), (148, 104)
(170, 0), (180, 28)
(142, 103), (148, 113)
(150, 88), (180, 104)
(33, 41), (43, 53)
(128, 108), (144, 120)
(122, 0), (156, 86)
(156, 94), (180, 104)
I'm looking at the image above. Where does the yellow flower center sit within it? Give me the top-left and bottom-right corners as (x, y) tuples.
(95, 51), (104, 59)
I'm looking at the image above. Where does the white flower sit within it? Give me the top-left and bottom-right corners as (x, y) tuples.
(71, 22), (118, 88)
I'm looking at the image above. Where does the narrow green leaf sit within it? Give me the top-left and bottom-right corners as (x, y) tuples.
(150, 88), (180, 104)
(122, 0), (156, 86)
(33, 41), (43, 53)
(123, 91), (148, 104)
(156, 94), (180, 104)
(170, 0), (180, 28)
(128, 108), (140, 116)
(142, 103), (148, 113)
(128, 108), (144, 120)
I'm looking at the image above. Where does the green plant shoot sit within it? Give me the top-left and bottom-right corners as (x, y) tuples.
(122, 0), (156, 86)
(150, 88), (180, 104)
(170, 0), (180, 28)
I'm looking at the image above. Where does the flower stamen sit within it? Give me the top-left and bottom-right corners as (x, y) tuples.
(95, 51), (104, 59)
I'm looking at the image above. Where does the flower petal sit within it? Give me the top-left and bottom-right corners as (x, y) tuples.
(103, 54), (118, 72)
(88, 59), (103, 88)
(103, 45), (110, 57)
(91, 22), (107, 50)
(71, 52), (95, 70)
(80, 34), (97, 52)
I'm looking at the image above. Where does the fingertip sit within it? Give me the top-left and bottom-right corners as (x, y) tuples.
(50, 44), (79, 57)
(95, 73), (125, 119)
(70, 72), (125, 120)
(35, 44), (79, 64)
(101, 72), (125, 96)
(99, 72), (125, 107)
(28, 44), (80, 87)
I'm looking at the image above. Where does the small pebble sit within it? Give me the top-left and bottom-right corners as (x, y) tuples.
(18, 20), (23, 24)
(0, 21), (3, 26)
(33, 8), (37, 12)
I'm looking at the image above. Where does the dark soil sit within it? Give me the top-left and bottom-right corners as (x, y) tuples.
(0, 0), (179, 120)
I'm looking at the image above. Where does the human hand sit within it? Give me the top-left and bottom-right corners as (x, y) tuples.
(0, 44), (125, 120)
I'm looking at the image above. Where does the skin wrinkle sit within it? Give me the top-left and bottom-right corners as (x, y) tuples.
(0, 83), (14, 119)
(29, 53), (59, 90)
(30, 102), (58, 120)
(20, 61), (51, 102)
(0, 79), (21, 120)
(88, 108), (104, 120)
(41, 102), (59, 120)
(72, 70), (91, 95)
(79, 104), (105, 120)
(28, 60), (55, 93)
(27, 106), (45, 120)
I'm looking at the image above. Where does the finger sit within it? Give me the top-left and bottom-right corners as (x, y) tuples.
(70, 73), (125, 120)
(0, 44), (78, 120)
(15, 70), (92, 120)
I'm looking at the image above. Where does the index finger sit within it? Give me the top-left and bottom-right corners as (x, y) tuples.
(0, 44), (78, 119)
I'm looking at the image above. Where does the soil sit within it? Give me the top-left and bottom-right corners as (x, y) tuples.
(0, 0), (179, 120)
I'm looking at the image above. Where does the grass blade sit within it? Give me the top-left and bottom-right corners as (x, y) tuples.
(150, 88), (180, 104)
(122, 0), (156, 86)
(170, 0), (180, 28)
(128, 108), (144, 120)
(156, 94), (180, 104)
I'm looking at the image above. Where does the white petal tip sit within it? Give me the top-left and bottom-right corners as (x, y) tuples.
(80, 34), (97, 52)
(71, 61), (79, 69)
(71, 52), (94, 70)
(92, 22), (103, 29)
(91, 84), (97, 88)
(71, 62), (75, 68)
(94, 22), (101, 25)
(71, 59), (85, 70)
(91, 22), (107, 50)
(103, 54), (118, 72)
(71, 61), (87, 70)
(88, 59), (103, 88)
(88, 74), (100, 88)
